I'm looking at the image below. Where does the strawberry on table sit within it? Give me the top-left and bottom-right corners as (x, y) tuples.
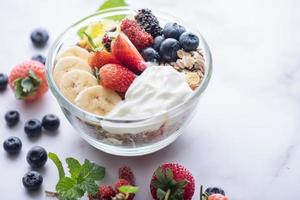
(99, 64), (136, 93)
(208, 194), (228, 200)
(8, 60), (48, 101)
(98, 185), (116, 199)
(111, 33), (146, 74)
(119, 166), (135, 185)
(88, 50), (120, 69)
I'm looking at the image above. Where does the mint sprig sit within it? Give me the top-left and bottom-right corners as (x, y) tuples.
(48, 152), (105, 200)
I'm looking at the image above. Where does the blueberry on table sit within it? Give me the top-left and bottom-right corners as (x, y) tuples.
(42, 114), (60, 131)
(5, 110), (20, 127)
(32, 54), (46, 65)
(163, 22), (186, 39)
(30, 28), (49, 48)
(26, 146), (47, 168)
(141, 47), (160, 62)
(159, 38), (181, 62)
(3, 137), (22, 154)
(179, 32), (200, 52)
(205, 187), (225, 196)
(22, 171), (43, 191)
(0, 73), (8, 90)
(152, 35), (165, 51)
(24, 119), (42, 137)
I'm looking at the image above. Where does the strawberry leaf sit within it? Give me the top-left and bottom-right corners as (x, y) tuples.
(156, 188), (166, 200)
(13, 70), (41, 99)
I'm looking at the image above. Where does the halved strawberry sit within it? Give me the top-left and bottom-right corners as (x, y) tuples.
(111, 33), (146, 74)
(88, 50), (120, 69)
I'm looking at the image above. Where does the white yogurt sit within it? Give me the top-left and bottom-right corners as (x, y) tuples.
(102, 65), (193, 134)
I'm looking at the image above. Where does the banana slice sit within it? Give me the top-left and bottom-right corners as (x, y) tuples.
(75, 85), (122, 116)
(59, 70), (98, 103)
(53, 56), (91, 86)
(57, 46), (90, 62)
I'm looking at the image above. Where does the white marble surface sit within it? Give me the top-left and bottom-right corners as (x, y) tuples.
(0, 0), (300, 199)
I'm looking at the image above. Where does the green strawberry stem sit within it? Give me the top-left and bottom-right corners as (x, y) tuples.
(164, 189), (171, 200)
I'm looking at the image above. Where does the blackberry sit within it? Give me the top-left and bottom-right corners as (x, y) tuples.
(102, 34), (112, 51)
(135, 8), (163, 37)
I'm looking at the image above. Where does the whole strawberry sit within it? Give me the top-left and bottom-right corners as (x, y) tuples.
(150, 163), (195, 200)
(9, 60), (48, 100)
(98, 185), (116, 200)
(119, 166), (135, 185)
(99, 64), (136, 93)
(208, 194), (228, 200)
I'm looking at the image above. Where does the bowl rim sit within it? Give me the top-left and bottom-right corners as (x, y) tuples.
(46, 6), (213, 123)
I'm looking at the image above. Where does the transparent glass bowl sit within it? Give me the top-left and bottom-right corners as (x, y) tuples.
(46, 7), (212, 156)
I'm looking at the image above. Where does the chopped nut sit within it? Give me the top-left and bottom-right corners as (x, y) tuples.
(177, 49), (191, 59)
(185, 72), (201, 90)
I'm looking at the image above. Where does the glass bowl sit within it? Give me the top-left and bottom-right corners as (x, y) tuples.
(46, 7), (212, 156)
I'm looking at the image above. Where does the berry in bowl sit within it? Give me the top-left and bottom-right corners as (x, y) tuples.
(46, 7), (212, 156)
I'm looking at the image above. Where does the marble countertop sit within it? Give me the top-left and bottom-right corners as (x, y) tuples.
(0, 0), (299, 199)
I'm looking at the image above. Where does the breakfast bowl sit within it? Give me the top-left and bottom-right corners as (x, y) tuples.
(46, 7), (212, 156)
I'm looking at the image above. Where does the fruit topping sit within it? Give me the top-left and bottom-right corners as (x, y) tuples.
(152, 35), (165, 51)
(111, 33), (146, 74)
(150, 163), (195, 200)
(75, 85), (122, 116)
(115, 179), (135, 200)
(179, 32), (200, 52)
(24, 119), (42, 137)
(57, 46), (90, 62)
(89, 50), (120, 69)
(120, 18), (154, 50)
(159, 38), (181, 62)
(163, 22), (186, 40)
(102, 33), (113, 51)
(32, 54), (46, 65)
(119, 166), (135, 185)
(22, 171), (43, 191)
(30, 28), (49, 48)
(205, 187), (225, 196)
(26, 146), (48, 168)
(5, 110), (20, 127)
(141, 47), (160, 62)
(42, 114), (60, 131)
(99, 64), (136, 93)
(3, 136), (22, 154)
(98, 185), (116, 199)
(185, 72), (202, 90)
(0, 73), (8, 90)
(135, 8), (163, 37)
(9, 60), (48, 100)
(59, 70), (98, 102)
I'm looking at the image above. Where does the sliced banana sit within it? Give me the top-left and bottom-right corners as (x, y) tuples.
(75, 85), (122, 116)
(59, 70), (98, 103)
(53, 56), (91, 86)
(57, 46), (90, 62)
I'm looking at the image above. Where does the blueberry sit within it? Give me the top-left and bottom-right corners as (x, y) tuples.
(3, 137), (22, 154)
(42, 114), (60, 131)
(22, 171), (43, 191)
(141, 48), (160, 62)
(179, 32), (199, 52)
(163, 22), (186, 39)
(5, 110), (20, 127)
(0, 73), (8, 90)
(26, 146), (48, 168)
(159, 38), (181, 62)
(205, 187), (225, 196)
(152, 35), (165, 51)
(32, 54), (46, 65)
(24, 119), (42, 137)
(30, 28), (49, 48)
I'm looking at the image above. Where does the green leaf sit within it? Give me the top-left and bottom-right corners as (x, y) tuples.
(97, 0), (127, 11)
(77, 26), (88, 39)
(48, 152), (65, 179)
(155, 167), (167, 184)
(78, 159), (105, 182)
(83, 32), (98, 51)
(156, 188), (166, 200)
(165, 168), (173, 182)
(176, 180), (187, 188)
(151, 180), (165, 189)
(170, 188), (184, 200)
(66, 158), (81, 179)
(119, 185), (139, 194)
(105, 14), (127, 21)
(78, 178), (99, 195)
(56, 177), (84, 200)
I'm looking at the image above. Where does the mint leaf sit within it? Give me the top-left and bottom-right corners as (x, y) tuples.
(119, 185), (139, 194)
(78, 178), (99, 195)
(78, 159), (105, 182)
(66, 158), (81, 179)
(56, 177), (84, 200)
(97, 0), (127, 11)
(48, 152), (65, 179)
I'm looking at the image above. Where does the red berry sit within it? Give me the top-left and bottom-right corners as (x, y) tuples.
(99, 64), (136, 93)
(88, 50), (120, 69)
(150, 163), (195, 200)
(115, 179), (134, 200)
(121, 19), (154, 50)
(8, 60), (48, 101)
(98, 185), (116, 199)
(119, 166), (135, 185)
(111, 33), (146, 74)
(208, 194), (228, 200)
